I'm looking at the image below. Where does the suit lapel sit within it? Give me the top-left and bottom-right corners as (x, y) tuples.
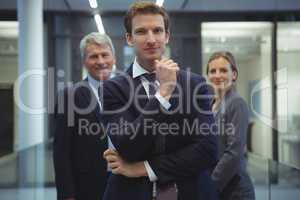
(79, 79), (101, 121)
(127, 65), (149, 112)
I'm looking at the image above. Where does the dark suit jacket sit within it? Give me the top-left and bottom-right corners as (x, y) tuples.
(102, 67), (218, 200)
(53, 79), (109, 200)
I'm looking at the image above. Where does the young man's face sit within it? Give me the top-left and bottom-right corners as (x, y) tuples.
(126, 14), (169, 69)
(84, 43), (115, 81)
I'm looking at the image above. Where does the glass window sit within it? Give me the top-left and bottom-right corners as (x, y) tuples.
(0, 21), (18, 157)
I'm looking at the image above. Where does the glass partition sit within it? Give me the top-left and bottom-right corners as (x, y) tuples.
(247, 153), (270, 200)
(277, 22), (300, 168)
(1, 143), (299, 200)
(269, 159), (300, 200)
(201, 22), (274, 158)
(0, 143), (55, 200)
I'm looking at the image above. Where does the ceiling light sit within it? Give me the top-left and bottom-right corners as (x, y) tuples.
(94, 14), (105, 34)
(89, 0), (98, 9)
(156, 0), (164, 7)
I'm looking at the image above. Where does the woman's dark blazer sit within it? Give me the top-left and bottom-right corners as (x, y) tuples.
(211, 87), (255, 200)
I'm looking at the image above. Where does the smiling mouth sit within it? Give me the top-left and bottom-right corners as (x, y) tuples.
(96, 65), (109, 70)
(214, 81), (225, 85)
(144, 48), (158, 51)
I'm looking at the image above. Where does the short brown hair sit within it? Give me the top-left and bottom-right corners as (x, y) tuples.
(124, 1), (170, 35)
(206, 51), (238, 81)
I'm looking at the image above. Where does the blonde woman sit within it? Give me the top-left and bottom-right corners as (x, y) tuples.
(206, 51), (255, 200)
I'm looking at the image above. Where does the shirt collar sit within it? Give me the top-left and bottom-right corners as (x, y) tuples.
(132, 57), (151, 78)
(87, 73), (101, 89)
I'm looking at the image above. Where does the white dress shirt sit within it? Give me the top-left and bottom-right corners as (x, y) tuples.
(87, 74), (116, 152)
(132, 58), (171, 110)
(87, 73), (101, 108)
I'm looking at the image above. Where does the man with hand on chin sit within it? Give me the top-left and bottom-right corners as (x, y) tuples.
(101, 2), (217, 200)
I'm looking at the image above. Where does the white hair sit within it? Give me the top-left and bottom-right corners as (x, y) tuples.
(79, 32), (115, 59)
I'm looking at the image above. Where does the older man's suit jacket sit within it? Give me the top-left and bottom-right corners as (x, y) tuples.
(102, 67), (218, 200)
(53, 79), (109, 200)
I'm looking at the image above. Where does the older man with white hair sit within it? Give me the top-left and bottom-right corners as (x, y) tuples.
(53, 32), (116, 200)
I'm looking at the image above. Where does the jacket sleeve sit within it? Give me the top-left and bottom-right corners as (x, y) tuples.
(211, 98), (249, 192)
(147, 78), (218, 183)
(102, 79), (167, 162)
(53, 88), (76, 199)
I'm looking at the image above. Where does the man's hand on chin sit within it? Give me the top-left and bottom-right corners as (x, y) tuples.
(155, 58), (179, 101)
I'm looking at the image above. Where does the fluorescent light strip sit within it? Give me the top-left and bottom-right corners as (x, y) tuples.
(89, 0), (98, 9)
(156, 0), (164, 7)
(94, 14), (105, 34)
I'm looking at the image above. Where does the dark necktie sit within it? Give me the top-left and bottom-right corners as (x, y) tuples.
(142, 73), (165, 154)
(143, 74), (177, 200)
(142, 73), (157, 98)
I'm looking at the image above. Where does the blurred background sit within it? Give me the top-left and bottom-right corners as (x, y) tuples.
(0, 0), (300, 199)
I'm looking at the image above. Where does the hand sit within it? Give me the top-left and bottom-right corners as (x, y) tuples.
(155, 58), (179, 100)
(103, 149), (147, 178)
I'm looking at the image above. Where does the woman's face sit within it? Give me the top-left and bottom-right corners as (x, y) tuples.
(207, 57), (237, 92)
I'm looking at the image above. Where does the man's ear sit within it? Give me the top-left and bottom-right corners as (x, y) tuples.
(126, 33), (133, 46)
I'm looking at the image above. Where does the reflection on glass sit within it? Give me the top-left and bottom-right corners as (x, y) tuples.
(202, 22), (273, 159)
(277, 22), (300, 167)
